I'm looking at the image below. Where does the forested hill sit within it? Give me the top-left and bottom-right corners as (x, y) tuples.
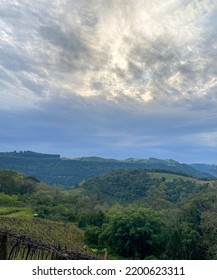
(0, 151), (214, 187)
(75, 168), (211, 205)
(0, 168), (217, 260)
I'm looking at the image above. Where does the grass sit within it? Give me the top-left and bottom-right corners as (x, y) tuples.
(147, 172), (203, 182)
(0, 206), (33, 218)
(147, 172), (216, 190)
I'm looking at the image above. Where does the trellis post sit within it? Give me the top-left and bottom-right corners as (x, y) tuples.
(0, 234), (8, 260)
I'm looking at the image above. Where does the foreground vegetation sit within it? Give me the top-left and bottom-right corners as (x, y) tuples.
(0, 217), (84, 251)
(0, 168), (217, 259)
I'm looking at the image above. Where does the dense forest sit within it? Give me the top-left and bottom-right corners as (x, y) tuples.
(0, 151), (214, 187)
(0, 167), (217, 260)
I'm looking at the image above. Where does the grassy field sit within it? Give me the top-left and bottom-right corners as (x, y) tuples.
(0, 206), (33, 218)
(147, 171), (208, 183)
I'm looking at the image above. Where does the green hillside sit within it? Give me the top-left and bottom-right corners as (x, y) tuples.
(0, 168), (217, 260)
(74, 169), (217, 259)
(76, 168), (211, 205)
(0, 169), (100, 259)
(0, 151), (213, 187)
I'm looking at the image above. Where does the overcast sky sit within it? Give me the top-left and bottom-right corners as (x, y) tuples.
(0, 0), (217, 163)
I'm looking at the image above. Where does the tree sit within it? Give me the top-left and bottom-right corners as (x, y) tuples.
(99, 206), (166, 259)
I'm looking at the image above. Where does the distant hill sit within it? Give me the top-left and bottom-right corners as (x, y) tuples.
(191, 163), (217, 178)
(0, 151), (214, 187)
(0, 150), (60, 159)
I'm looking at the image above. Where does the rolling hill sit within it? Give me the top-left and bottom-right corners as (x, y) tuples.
(0, 167), (217, 260)
(75, 168), (212, 205)
(0, 151), (214, 187)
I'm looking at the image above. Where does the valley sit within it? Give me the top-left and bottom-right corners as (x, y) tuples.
(0, 155), (217, 260)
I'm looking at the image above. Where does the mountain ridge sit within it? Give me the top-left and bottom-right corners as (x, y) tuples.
(0, 151), (215, 187)
(191, 163), (217, 178)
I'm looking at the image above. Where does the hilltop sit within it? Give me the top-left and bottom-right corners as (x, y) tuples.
(75, 168), (212, 205)
(0, 151), (214, 187)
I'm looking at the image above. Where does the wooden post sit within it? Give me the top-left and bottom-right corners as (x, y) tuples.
(103, 248), (108, 260)
(0, 234), (8, 260)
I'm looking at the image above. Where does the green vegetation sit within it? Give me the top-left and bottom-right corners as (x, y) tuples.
(0, 207), (33, 218)
(0, 151), (214, 187)
(77, 169), (210, 205)
(0, 167), (217, 259)
(99, 206), (166, 259)
(0, 217), (84, 251)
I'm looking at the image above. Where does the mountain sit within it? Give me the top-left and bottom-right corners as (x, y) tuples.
(76, 168), (211, 205)
(0, 151), (214, 187)
(191, 163), (217, 178)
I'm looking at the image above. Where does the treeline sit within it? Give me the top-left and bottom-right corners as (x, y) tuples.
(0, 152), (213, 188)
(0, 168), (217, 259)
(0, 151), (60, 158)
(76, 169), (209, 204)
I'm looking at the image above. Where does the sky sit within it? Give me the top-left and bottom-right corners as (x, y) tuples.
(0, 0), (217, 163)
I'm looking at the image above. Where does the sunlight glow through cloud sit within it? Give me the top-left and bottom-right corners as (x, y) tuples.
(0, 0), (217, 162)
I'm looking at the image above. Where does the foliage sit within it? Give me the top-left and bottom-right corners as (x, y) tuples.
(0, 170), (37, 195)
(99, 206), (167, 259)
(0, 167), (217, 260)
(0, 217), (85, 252)
(0, 151), (213, 188)
(78, 169), (211, 206)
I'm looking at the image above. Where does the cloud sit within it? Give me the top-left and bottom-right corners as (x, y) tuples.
(0, 0), (217, 162)
(1, 0), (217, 105)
